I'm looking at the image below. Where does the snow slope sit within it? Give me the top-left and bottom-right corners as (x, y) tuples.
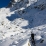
(0, 0), (46, 46)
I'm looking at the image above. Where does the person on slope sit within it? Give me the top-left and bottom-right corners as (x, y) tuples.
(31, 32), (36, 46)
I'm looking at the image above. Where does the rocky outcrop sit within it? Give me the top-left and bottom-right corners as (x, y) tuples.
(6, 0), (16, 8)
(6, 0), (29, 9)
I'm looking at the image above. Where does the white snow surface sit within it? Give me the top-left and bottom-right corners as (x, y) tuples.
(0, 0), (46, 46)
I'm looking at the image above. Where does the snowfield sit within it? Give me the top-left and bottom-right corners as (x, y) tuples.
(0, 0), (46, 46)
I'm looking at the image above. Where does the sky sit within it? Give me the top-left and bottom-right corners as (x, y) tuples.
(0, 0), (10, 8)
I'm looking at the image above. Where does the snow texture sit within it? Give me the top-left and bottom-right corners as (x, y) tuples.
(0, 0), (46, 46)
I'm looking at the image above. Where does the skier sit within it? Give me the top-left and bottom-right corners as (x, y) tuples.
(31, 32), (34, 40)
(31, 32), (36, 46)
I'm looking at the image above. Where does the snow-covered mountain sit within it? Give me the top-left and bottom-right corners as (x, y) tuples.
(0, 0), (46, 46)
